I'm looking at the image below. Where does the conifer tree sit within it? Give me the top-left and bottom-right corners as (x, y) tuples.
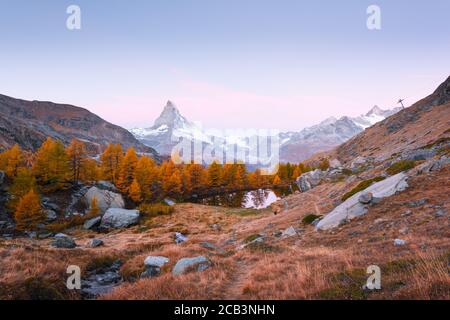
(7, 167), (37, 210)
(272, 175), (281, 186)
(135, 155), (159, 202)
(117, 147), (139, 193)
(207, 161), (222, 188)
(100, 143), (123, 183)
(32, 137), (69, 191)
(14, 190), (45, 231)
(128, 178), (142, 203)
(66, 139), (87, 182)
(0, 144), (24, 178)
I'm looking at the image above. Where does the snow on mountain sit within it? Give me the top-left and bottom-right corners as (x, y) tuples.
(130, 102), (401, 163)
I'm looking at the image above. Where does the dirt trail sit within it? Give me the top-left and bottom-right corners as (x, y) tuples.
(221, 259), (252, 299)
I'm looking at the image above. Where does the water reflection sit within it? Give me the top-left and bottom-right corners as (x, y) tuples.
(192, 186), (296, 209)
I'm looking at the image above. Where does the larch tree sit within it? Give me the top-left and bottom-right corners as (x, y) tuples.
(7, 167), (37, 210)
(188, 163), (207, 195)
(272, 175), (282, 186)
(128, 178), (142, 203)
(0, 144), (24, 178)
(134, 155), (159, 202)
(117, 147), (139, 193)
(66, 139), (87, 182)
(32, 137), (69, 192)
(207, 161), (223, 188)
(14, 189), (45, 231)
(100, 143), (123, 184)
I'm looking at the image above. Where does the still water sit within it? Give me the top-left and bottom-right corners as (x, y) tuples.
(191, 186), (296, 209)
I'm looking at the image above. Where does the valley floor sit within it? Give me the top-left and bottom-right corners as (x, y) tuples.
(0, 167), (449, 300)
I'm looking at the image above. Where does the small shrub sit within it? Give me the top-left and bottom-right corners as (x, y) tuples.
(386, 160), (416, 175)
(139, 203), (174, 219)
(302, 213), (321, 225)
(341, 176), (386, 201)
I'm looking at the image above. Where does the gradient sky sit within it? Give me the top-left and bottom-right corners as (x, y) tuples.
(0, 0), (449, 131)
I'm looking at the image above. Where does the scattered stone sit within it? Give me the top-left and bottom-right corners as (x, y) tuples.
(281, 226), (297, 238)
(100, 208), (140, 229)
(141, 256), (169, 278)
(401, 210), (412, 217)
(273, 231), (283, 238)
(209, 223), (221, 231)
(37, 232), (52, 239)
(163, 198), (176, 206)
(394, 239), (406, 246)
(358, 192), (373, 204)
(433, 208), (447, 217)
(174, 232), (188, 244)
(172, 256), (211, 276)
(407, 198), (427, 208)
(44, 209), (57, 222)
(51, 233), (76, 248)
(350, 156), (369, 172)
(88, 239), (104, 248)
(81, 260), (122, 298)
(83, 216), (102, 230)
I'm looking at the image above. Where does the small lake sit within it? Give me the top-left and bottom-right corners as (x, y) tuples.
(190, 186), (297, 209)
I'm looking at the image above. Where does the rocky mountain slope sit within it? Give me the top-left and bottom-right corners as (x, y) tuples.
(131, 101), (401, 163)
(317, 76), (450, 164)
(0, 94), (159, 158)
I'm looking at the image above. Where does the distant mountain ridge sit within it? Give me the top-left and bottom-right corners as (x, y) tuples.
(0, 94), (160, 160)
(131, 101), (401, 163)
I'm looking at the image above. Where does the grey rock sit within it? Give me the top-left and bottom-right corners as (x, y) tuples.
(401, 210), (413, 217)
(317, 172), (409, 230)
(358, 192), (373, 204)
(394, 239), (406, 246)
(83, 186), (124, 213)
(163, 198), (176, 206)
(281, 226), (297, 238)
(144, 256), (169, 268)
(51, 234), (76, 248)
(100, 208), (140, 229)
(350, 156), (368, 172)
(45, 209), (57, 222)
(89, 239), (104, 248)
(83, 216), (102, 230)
(96, 180), (119, 192)
(172, 256), (211, 276)
(209, 223), (221, 231)
(407, 198), (427, 208)
(296, 169), (324, 192)
(38, 232), (53, 239)
(402, 149), (436, 161)
(174, 232), (188, 244)
(433, 209), (447, 217)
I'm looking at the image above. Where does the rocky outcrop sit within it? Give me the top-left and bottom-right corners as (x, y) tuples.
(51, 233), (76, 249)
(83, 186), (124, 213)
(100, 208), (140, 229)
(172, 256), (211, 276)
(83, 216), (102, 230)
(296, 169), (325, 192)
(316, 172), (409, 230)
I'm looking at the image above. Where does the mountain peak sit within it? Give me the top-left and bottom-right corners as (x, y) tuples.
(366, 105), (384, 116)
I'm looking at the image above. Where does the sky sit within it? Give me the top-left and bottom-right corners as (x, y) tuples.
(0, 0), (449, 131)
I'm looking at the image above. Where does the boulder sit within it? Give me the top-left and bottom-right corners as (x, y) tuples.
(174, 232), (188, 244)
(296, 169), (324, 192)
(141, 256), (169, 278)
(358, 192), (373, 204)
(88, 239), (104, 248)
(394, 239), (406, 246)
(100, 208), (140, 229)
(96, 180), (119, 192)
(350, 156), (368, 172)
(172, 256), (211, 276)
(316, 172), (409, 230)
(281, 226), (297, 238)
(44, 209), (57, 222)
(83, 216), (102, 230)
(83, 186), (124, 213)
(413, 156), (449, 175)
(51, 233), (76, 248)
